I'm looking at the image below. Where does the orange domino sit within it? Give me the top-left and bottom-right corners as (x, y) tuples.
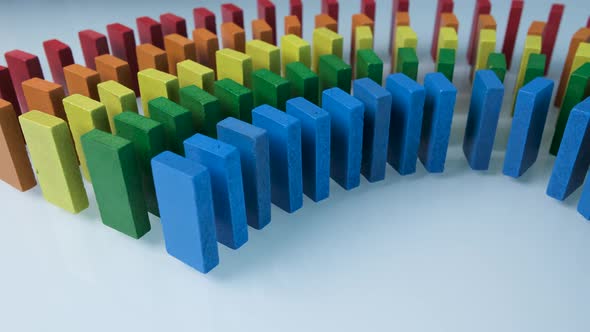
(555, 28), (590, 107)
(0, 100), (36, 191)
(193, 28), (219, 72)
(22, 78), (67, 121)
(351, 13), (374, 63)
(64, 64), (101, 100)
(284, 15), (302, 37)
(440, 13), (459, 32)
(137, 44), (169, 73)
(470, 14), (496, 66)
(95, 54), (135, 92)
(390, 12), (410, 57)
(315, 14), (338, 33)
(527, 21), (546, 36)
(164, 34), (197, 75)
(221, 22), (246, 53)
(252, 19), (274, 44)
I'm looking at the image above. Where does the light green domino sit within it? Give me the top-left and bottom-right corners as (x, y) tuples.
(246, 39), (281, 75)
(177, 60), (215, 94)
(98, 80), (138, 133)
(137, 68), (179, 116)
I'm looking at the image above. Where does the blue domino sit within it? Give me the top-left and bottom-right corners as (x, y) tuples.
(286, 97), (331, 202)
(151, 151), (219, 273)
(322, 87), (364, 190)
(547, 97), (590, 201)
(463, 70), (504, 171)
(184, 133), (248, 249)
(217, 117), (271, 230)
(252, 105), (303, 213)
(419, 72), (457, 173)
(353, 78), (392, 182)
(503, 77), (554, 178)
(385, 73), (425, 175)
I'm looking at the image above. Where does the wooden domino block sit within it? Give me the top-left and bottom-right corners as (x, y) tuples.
(137, 68), (180, 116)
(470, 14), (496, 67)
(354, 26), (373, 58)
(430, 0), (454, 61)
(312, 27), (344, 72)
(396, 48), (419, 80)
(512, 35), (542, 110)
(43, 39), (75, 91)
(502, 0), (523, 70)
(542, 4), (564, 74)
(215, 49), (252, 88)
(78, 30), (110, 70)
(472, 29), (496, 80)
(149, 97), (195, 154)
(246, 40), (280, 75)
(160, 13), (187, 37)
(437, 48), (456, 82)
(179, 85), (222, 137)
(214, 78), (254, 123)
(361, 0), (376, 21)
(252, 69), (291, 110)
(257, 0), (277, 45)
(290, 0), (303, 23)
(440, 12), (459, 32)
(315, 14), (338, 33)
(97, 80), (138, 132)
(193, 28), (219, 72)
(466, 0), (491, 65)
(527, 21), (546, 36)
(164, 34), (197, 75)
(136, 44), (169, 73)
(95, 54), (135, 93)
(318, 54), (351, 95)
(22, 78), (66, 121)
(0, 66), (19, 115)
(106, 23), (139, 82)
(251, 19), (273, 44)
(322, 0), (339, 21)
(19, 111), (88, 213)
(63, 64), (101, 100)
(388, 0), (410, 55)
(193, 7), (217, 34)
(486, 53), (507, 83)
(177, 60), (215, 94)
(136, 16), (164, 49)
(285, 62), (319, 105)
(4, 50), (44, 114)
(0, 100), (36, 191)
(351, 14), (374, 63)
(392, 26), (417, 73)
(437, 27), (458, 61)
(221, 22), (245, 52)
(222, 4), (244, 28)
(556, 29), (590, 107)
(281, 34), (311, 74)
(390, 11), (411, 58)
(356, 49), (383, 84)
(284, 15), (302, 37)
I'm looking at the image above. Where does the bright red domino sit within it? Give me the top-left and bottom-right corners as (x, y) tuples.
(257, 0), (276, 45)
(322, 0), (339, 22)
(0, 66), (20, 114)
(194, 8), (217, 35)
(222, 4), (244, 29)
(542, 3), (565, 74)
(430, 0), (454, 61)
(467, 0), (491, 65)
(389, 0), (410, 55)
(160, 13), (188, 37)
(106, 23), (139, 94)
(361, 0), (376, 21)
(78, 30), (110, 70)
(501, 0), (524, 70)
(290, 0), (303, 23)
(587, 17), (590, 28)
(4, 50), (44, 114)
(136, 17), (164, 49)
(43, 39), (75, 90)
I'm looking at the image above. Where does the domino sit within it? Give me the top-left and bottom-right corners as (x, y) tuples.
(252, 105), (302, 212)
(251, 19), (274, 44)
(151, 151), (219, 273)
(436, 48), (456, 82)
(148, 97), (194, 154)
(522, 53), (546, 88)
(353, 78), (392, 182)
(440, 12), (459, 32)
(437, 27), (458, 62)
(97, 80), (138, 132)
(547, 98), (590, 201)
(164, 34), (197, 76)
(501, 0), (523, 70)
(179, 85), (221, 137)
(184, 133), (249, 249)
(513, 35), (542, 111)
(193, 28), (219, 72)
(315, 14), (338, 33)
(246, 39), (280, 75)
(214, 78), (254, 123)
(527, 21), (545, 36)
(106, 23), (139, 86)
(81, 130), (151, 238)
(257, 0), (277, 45)
(136, 16), (164, 49)
(472, 28), (496, 80)
(0, 67), (19, 115)
(215, 49), (252, 88)
(19, 111), (88, 213)
(312, 27), (343, 72)
(217, 117), (272, 229)
(63, 64), (100, 100)
(221, 4), (244, 28)
(286, 97), (330, 201)
(290, 0), (303, 23)
(318, 54), (352, 95)
(385, 73), (425, 175)
(430, 0), (454, 61)
(160, 13), (187, 37)
(95, 54), (135, 93)
(42, 39), (75, 91)
(78, 30), (110, 70)
(0, 100), (36, 191)
(4, 50), (44, 114)
(351, 14), (374, 63)
(114, 111), (166, 216)
(396, 48), (418, 80)
(280, 34), (311, 73)
(137, 68), (179, 116)
(193, 7), (217, 34)
(252, 69), (291, 110)
(284, 15), (302, 37)
(22, 78), (67, 121)
(361, 0), (376, 21)
(503, 77), (554, 178)
(63, 94), (110, 179)
(463, 70), (504, 171)
(356, 49), (383, 84)
(541, 4), (565, 74)
(486, 52), (507, 83)
(221, 22), (246, 52)
(466, 0), (491, 65)
(388, 0), (410, 55)
(390, 11), (411, 59)
(177, 60), (215, 94)
(557, 42), (590, 108)
(322, 0), (339, 21)
(136, 44), (169, 73)
(392, 26), (417, 73)
(555, 28), (590, 107)
(285, 62), (319, 105)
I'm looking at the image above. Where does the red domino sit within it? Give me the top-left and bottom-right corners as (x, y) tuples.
(43, 39), (75, 90)
(106, 23), (139, 94)
(361, 0), (376, 21)
(290, 0), (303, 23)
(221, 4), (244, 29)
(160, 13), (188, 37)
(430, 0), (454, 61)
(136, 17), (164, 49)
(78, 30), (110, 70)
(587, 17), (590, 28)
(501, 0), (524, 70)
(322, 0), (339, 22)
(542, 3), (565, 74)
(389, 0), (410, 55)
(466, 0), (491, 65)
(0, 66), (20, 115)
(193, 8), (217, 35)
(257, 0), (276, 45)
(4, 50), (44, 114)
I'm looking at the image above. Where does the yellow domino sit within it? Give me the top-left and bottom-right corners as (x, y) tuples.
(393, 26), (418, 72)
(437, 27), (458, 61)
(563, 42), (590, 102)
(177, 59), (215, 94)
(215, 48), (253, 88)
(97, 80), (138, 133)
(512, 34), (542, 106)
(473, 29), (497, 79)
(281, 34), (311, 74)
(18, 111), (89, 213)
(355, 26), (373, 51)
(246, 39), (281, 75)
(312, 27), (344, 72)
(137, 68), (180, 116)
(63, 94), (110, 180)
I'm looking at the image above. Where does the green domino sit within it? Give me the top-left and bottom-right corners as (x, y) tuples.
(81, 129), (151, 239)
(114, 112), (166, 216)
(285, 61), (319, 105)
(214, 78), (254, 123)
(179, 85), (222, 137)
(148, 97), (194, 155)
(436, 48), (456, 82)
(318, 54), (352, 95)
(396, 47), (418, 80)
(523, 53), (546, 87)
(252, 69), (291, 110)
(486, 52), (507, 83)
(550, 63), (590, 155)
(356, 49), (383, 84)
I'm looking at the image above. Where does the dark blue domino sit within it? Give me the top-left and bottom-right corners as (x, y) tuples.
(184, 133), (248, 249)
(321, 87), (364, 190)
(385, 73), (425, 175)
(419, 72), (457, 173)
(463, 70), (505, 171)
(252, 105), (303, 213)
(151, 151), (219, 273)
(217, 117), (271, 230)
(503, 77), (554, 178)
(286, 97), (331, 202)
(353, 78), (392, 182)
(547, 97), (590, 201)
